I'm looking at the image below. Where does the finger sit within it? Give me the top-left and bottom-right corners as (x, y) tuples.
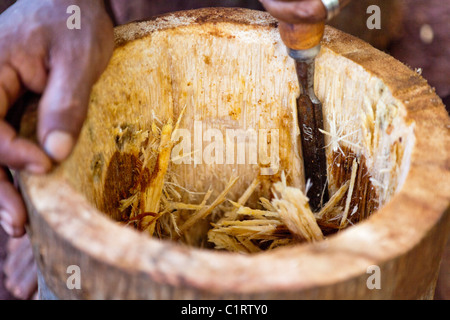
(4, 235), (38, 300)
(0, 63), (51, 174)
(0, 62), (23, 119)
(0, 120), (52, 173)
(8, 49), (49, 95)
(0, 167), (27, 237)
(260, 0), (327, 24)
(4, 235), (33, 276)
(37, 58), (97, 162)
(6, 233), (23, 252)
(6, 261), (37, 300)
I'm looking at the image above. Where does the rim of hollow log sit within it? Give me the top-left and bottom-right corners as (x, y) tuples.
(19, 8), (450, 297)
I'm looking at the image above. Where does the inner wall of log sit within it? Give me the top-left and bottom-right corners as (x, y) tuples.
(315, 45), (415, 208)
(58, 22), (414, 238)
(61, 23), (304, 213)
(329, 147), (378, 226)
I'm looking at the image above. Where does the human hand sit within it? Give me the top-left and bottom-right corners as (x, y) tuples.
(0, 0), (114, 236)
(259, 0), (329, 24)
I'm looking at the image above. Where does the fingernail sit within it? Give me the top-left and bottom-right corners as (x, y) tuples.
(0, 210), (14, 236)
(1, 222), (13, 236)
(44, 130), (74, 162)
(0, 209), (12, 224)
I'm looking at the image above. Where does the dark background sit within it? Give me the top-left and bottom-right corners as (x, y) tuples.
(0, 0), (448, 300)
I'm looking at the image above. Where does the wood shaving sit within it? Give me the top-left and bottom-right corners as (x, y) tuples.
(340, 158), (358, 228)
(114, 116), (372, 253)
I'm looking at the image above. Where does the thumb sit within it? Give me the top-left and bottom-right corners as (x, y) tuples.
(37, 61), (96, 162)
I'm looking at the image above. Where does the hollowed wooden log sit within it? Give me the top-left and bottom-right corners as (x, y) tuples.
(18, 8), (449, 299)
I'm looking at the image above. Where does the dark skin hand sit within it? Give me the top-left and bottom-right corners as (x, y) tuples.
(259, 0), (328, 24)
(0, 0), (114, 237)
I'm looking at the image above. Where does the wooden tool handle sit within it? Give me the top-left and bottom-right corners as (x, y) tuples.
(279, 21), (325, 50)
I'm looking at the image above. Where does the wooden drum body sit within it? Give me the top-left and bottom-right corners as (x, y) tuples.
(18, 8), (449, 299)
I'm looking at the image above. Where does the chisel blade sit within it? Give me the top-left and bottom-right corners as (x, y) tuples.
(295, 59), (329, 212)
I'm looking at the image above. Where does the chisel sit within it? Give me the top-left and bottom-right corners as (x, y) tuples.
(278, 11), (329, 211)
